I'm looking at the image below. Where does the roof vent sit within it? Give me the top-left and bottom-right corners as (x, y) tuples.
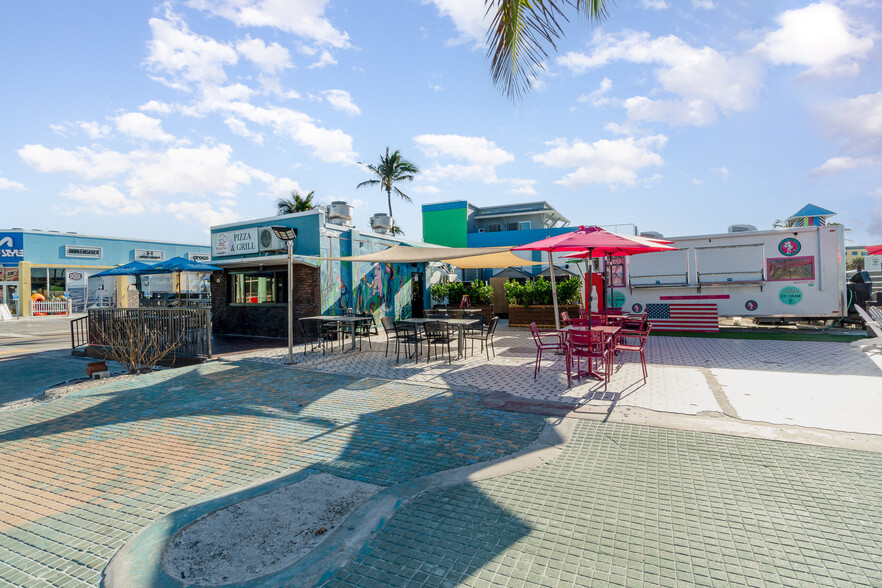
(327, 201), (353, 226)
(640, 231), (664, 239)
(370, 213), (393, 235)
(728, 224), (757, 233)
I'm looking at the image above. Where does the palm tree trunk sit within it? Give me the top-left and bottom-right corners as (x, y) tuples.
(387, 187), (393, 218)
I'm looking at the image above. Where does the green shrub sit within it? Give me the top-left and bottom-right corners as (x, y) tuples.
(504, 277), (582, 306)
(468, 280), (494, 304)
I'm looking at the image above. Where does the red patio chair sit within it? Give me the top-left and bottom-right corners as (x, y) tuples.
(616, 318), (651, 382)
(566, 328), (613, 390)
(529, 322), (566, 379)
(560, 311), (572, 326)
(570, 315), (606, 328)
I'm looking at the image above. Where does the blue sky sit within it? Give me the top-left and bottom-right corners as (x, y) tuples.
(1, 1), (879, 246)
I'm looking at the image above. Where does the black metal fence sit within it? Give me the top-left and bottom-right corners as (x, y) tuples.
(73, 308), (212, 358)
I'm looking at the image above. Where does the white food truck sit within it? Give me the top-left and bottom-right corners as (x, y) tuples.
(607, 225), (846, 320)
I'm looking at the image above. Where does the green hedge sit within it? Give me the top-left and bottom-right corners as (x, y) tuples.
(429, 280), (494, 305)
(504, 277), (582, 306)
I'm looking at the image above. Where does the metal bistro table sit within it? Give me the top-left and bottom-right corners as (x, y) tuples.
(301, 315), (374, 352)
(559, 324), (621, 380)
(399, 317), (481, 359)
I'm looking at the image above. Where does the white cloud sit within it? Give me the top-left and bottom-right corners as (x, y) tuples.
(323, 89), (361, 116)
(559, 31), (763, 126)
(506, 178), (538, 195)
(810, 156), (875, 177)
(140, 100), (174, 114)
(753, 2), (874, 78)
(577, 77), (613, 107)
(78, 121), (112, 139)
(165, 200), (240, 230)
(711, 166), (730, 180)
(187, 0), (350, 48)
(412, 184), (440, 194)
(146, 14), (238, 90)
(236, 37), (292, 74)
(62, 184), (145, 215)
(820, 90), (882, 153)
(308, 49), (337, 69)
(18, 144), (132, 180)
(692, 0), (715, 8)
(414, 134), (514, 183)
(224, 117), (264, 144)
(533, 134), (667, 188)
(642, 0), (669, 10)
(0, 173), (25, 191)
(126, 144), (255, 200)
(114, 112), (175, 142)
(425, 0), (488, 45)
(265, 177), (303, 199)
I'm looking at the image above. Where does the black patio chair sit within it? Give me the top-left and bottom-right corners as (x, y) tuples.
(354, 312), (376, 350)
(299, 318), (329, 355)
(423, 320), (453, 364)
(467, 315), (499, 360)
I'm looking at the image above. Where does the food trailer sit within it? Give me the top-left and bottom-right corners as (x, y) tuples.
(609, 225), (846, 323)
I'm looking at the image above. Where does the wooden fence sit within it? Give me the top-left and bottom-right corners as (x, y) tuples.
(73, 308), (212, 358)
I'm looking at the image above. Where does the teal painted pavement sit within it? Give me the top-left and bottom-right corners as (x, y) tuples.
(0, 351), (102, 407)
(0, 361), (544, 587)
(328, 420), (882, 587)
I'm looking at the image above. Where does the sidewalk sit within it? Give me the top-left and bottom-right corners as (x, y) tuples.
(0, 330), (879, 587)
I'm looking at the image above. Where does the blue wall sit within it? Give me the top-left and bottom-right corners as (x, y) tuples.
(466, 226), (576, 248)
(11, 231), (209, 267)
(210, 213), (322, 258)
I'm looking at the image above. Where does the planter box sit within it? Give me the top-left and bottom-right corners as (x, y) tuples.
(508, 304), (581, 328)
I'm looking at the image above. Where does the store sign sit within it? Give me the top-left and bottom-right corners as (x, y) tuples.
(65, 245), (102, 258)
(188, 252), (211, 263)
(66, 271), (86, 287)
(778, 286), (803, 305)
(134, 249), (165, 261)
(778, 238), (801, 256)
(0, 233), (24, 262)
(213, 228), (258, 257)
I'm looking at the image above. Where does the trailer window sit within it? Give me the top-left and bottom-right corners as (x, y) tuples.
(767, 257), (814, 281)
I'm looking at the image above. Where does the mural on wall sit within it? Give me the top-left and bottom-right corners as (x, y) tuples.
(319, 234), (414, 319)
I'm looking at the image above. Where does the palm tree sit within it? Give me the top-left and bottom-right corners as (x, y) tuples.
(356, 147), (420, 219)
(486, 0), (610, 99)
(276, 190), (315, 215)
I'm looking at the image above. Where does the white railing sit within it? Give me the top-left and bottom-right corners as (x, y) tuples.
(31, 300), (72, 315)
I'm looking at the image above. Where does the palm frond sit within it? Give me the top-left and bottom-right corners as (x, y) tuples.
(486, 0), (609, 100)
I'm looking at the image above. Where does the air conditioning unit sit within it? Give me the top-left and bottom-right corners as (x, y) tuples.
(476, 228), (485, 233)
(258, 227), (286, 252)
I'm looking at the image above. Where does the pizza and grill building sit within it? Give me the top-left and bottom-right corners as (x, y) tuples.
(0, 228), (210, 317)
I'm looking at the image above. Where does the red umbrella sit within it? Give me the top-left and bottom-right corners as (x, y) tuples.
(513, 226), (677, 329)
(866, 245), (882, 256)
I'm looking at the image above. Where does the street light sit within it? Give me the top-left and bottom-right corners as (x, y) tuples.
(272, 226), (298, 364)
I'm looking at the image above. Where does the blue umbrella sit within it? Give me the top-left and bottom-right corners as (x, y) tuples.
(90, 260), (152, 277)
(139, 256), (221, 274)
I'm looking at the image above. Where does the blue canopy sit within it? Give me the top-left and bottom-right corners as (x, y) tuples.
(90, 260), (152, 278)
(139, 256), (222, 274)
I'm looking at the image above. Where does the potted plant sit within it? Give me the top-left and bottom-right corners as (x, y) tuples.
(505, 277), (582, 327)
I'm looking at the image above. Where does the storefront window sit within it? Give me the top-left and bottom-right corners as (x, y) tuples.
(231, 271), (287, 304)
(49, 268), (66, 298)
(30, 268), (48, 298)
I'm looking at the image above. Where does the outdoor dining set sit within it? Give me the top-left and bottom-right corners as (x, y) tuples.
(530, 308), (651, 389)
(297, 308), (500, 365)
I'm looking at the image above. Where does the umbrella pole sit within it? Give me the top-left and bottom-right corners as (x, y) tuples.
(549, 252), (560, 330)
(587, 248), (594, 331)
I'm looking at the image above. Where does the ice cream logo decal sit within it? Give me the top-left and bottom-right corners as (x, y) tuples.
(778, 238), (800, 256)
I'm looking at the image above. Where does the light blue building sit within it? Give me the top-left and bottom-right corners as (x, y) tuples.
(0, 228), (210, 316)
(208, 206), (431, 338)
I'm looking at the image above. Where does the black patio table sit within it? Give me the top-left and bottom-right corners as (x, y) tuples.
(399, 317), (481, 359)
(299, 315), (374, 352)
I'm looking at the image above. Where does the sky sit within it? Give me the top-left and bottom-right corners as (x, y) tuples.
(0, 1), (880, 247)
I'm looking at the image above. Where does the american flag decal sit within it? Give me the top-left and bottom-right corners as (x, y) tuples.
(646, 303), (719, 332)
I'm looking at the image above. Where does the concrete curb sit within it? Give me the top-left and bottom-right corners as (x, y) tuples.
(102, 417), (575, 588)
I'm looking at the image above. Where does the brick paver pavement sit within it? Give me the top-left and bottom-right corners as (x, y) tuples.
(328, 419), (882, 587)
(0, 362), (545, 587)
